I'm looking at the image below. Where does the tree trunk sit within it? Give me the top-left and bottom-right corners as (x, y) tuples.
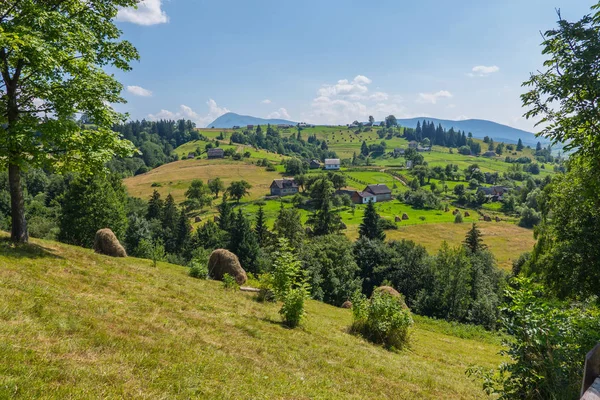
(9, 163), (28, 243)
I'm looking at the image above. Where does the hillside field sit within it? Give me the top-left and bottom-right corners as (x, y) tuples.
(0, 235), (503, 399)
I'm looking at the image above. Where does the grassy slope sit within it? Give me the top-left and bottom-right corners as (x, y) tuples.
(0, 237), (502, 399)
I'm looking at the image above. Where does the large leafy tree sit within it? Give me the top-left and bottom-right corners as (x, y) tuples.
(226, 180), (252, 203)
(0, 1), (139, 242)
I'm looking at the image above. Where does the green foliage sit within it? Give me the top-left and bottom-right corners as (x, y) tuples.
(226, 180), (252, 203)
(189, 260), (209, 279)
(184, 179), (212, 210)
(227, 209), (260, 274)
(517, 206), (541, 228)
(300, 234), (361, 306)
(208, 177), (225, 198)
(273, 204), (305, 249)
(280, 286), (309, 328)
(454, 211), (463, 223)
(58, 174), (128, 248)
(222, 273), (238, 290)
(137, 238), (166, 268)
(402, 189), (441, 209)
(463, 223), (487, 253)
(359, 200), (385, 241)
(471, 277), (600, 400)
(350, 290), (413, 350)
(285, 158), (305, 175)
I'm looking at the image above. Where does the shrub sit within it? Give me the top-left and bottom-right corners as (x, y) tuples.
(189, 260), (209, 279)
(257, 273), (276, 302)
(454, 211), (463, 223)
(350, 290), (413, 350)
(280, 285), (309, 328)
(222, 273), (238, 290)
(402, 189), (440, 209)
(379, 218), (398, 230)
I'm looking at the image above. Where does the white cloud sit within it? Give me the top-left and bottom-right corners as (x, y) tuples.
(468, 65), (500, 77)
(417, 90), (453, 104)
(117, 0), (168, 26)
(317, 75), (372, 97)
(148, 99), (229, 127)
(261, 99), (272, 104)
(126, 85), (153, 97)
(267, 108), (291, 120)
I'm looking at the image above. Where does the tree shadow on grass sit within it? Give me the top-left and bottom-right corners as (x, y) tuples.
(0, 238), (64, 260)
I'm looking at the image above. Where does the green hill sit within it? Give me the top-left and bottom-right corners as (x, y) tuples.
(0, 236), (502, 399)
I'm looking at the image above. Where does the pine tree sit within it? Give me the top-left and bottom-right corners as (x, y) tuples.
(147, 189), (164, 220)
(517, 138), (524, 151)
(536, 141), (542, 152)
(359, 200), (385, 241)
(307, 188), (342, 236)
(254, 205), (268, 246)
(217, 194), (234, 231)
(175, 208), (191, 252)
(361, 141), (369, 156)
(273, 203), (305, 249)
(463, 223), (487, 253)
(228, 209), (260, 273)
(296, 129), (302, 141)
(161, 194), (179, 253)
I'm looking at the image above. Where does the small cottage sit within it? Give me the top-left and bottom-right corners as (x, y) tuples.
(309, 159), (321, 169)
(324, 158), (340, 170)
(351, 191), (377, 204)
(207, 148), (225, 159)
(270, 178), (299, 196)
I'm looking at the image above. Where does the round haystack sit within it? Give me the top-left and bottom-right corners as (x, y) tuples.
(340, 222), (347, 229)
(452, 209), (458, 215)
(208, 249), (247, 285)
(372, 286), (408, 309)
(464, 211), (470, 217)
(194, 216), (202, 223)
(495, 216), (501, 222)
(395, 215), (401, 222)
(93, 228), (127, 258)
(402, 213), (409, 220)
(341, 300), (352, 309)
(484, 215), (492, 222)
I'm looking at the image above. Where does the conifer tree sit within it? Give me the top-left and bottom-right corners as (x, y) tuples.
(228, 209), (260, 273)
(361, 141), (369, 156)
(254, 205), (268, 246)
(463, 223), (487, 253)
(161, 194), (179, 253)
(308, 187), (342, 236)
(217, 194), (234, 231)
(147, 189), (164, 220)
(359, 200), (386, 241)
(273, 203), (305, 249)
(175, 208), (192, 253)
(517, 138), (524, 151)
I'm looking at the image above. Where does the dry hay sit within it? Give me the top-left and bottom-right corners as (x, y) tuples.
(341, 300), (352, 309)
(402, 213), (409, 220)
(395, 215), (401, 222)
(93, 228), (127, 258)
(372, 286), (408, 309)
(464, 211), (470, 217)
(208, 249), (247, 285)
(484, 215), (492, 222)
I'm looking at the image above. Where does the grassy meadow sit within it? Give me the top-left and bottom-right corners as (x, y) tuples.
(0, 235), (503, 399)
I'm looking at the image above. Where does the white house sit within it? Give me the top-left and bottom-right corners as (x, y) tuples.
(324, 158), (340, 170)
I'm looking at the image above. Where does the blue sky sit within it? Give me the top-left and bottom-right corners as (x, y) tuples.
(114, 0), (597, 131)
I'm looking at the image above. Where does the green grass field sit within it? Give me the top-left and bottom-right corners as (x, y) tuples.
(0, 235), (503, 398)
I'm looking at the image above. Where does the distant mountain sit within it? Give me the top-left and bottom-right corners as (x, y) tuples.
(395, 117), (547, 147)
(208, 112), (297, 128)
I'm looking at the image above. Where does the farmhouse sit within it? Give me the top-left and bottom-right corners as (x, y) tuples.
(408, 141), (418, 149)
(478, 186), (510, 201)
(277, 124), (292, 129)
(247, 125), (254, 130)
(309, 159), (321, 169)
(324, 158), (340, 170)
(394, 148), (405, 156)
(232, 125), (240, 129)
(270, 178), (299, 196)
(417, 146), (431, 152)
(483, 151), (497, 157)
(207, 148), (225, 159)
(364, 184), (392, 202)
(187, 152), (196, 159)
(351, 191), (377, 204)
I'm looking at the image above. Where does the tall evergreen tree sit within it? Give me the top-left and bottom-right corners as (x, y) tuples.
(273, 203), (305, 249)
(358, 200), (386, 241)
(254, 205), (268, 246)
(308, 186), (342, 236)
(463, 223), (487, 253)
(147, 189), (164, 220)
(161, 194), (179, 253)
(175, 208), (192, 253)
(361, 141), (369, 156)
(228, 209), (260, 273)
(217, 194), (234, 231)
(516, 138), (524, 151)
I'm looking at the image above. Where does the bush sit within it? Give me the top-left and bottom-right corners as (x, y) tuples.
(222, 273), (238, 290)
(379, 218), (398, 230)
(402, 189), (440, 209)
(518, 206), (541, 228)
(257, 273), (276, 302)
(350, 290), (413, 350)
(189, 260), (209, 279)
(454, 211), (463, 223)
(280, 286), (309, 328)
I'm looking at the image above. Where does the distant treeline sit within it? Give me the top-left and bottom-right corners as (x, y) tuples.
(108, 119), (202, 176)
(404, 120), (472, 148)
(229, 124), (337, 160)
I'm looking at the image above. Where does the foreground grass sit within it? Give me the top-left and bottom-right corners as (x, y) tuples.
(0, 236), (502, 399)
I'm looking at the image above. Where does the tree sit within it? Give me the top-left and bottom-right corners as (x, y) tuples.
(285, 158), (305, 175)
(161, 194), (179, 253)
(254, 205), (268, 246)
(273, 203), (305, 249)
(385, 115), (397, 128)
(184, 179), (212, 210)
(59, 174), (128, 248)
(516, 138), (524, 151)
(463, 223), (487, 254)
(453, 184), (466, 196)
(226, 180), (252, 203)
(359, 200), (385, 241)
(368, 115), (375, 125)
(217, 194), (234, 231)
(536, 141), (543, 152)
(147, 190), (164, 220)
(228, 209), (260, 274)
(328, 172), (347, 190)
(208, 177), (225, 198)
(0, 1), (139, 242)
(361, 141), (369, 156)
(307, 180), (342, 236)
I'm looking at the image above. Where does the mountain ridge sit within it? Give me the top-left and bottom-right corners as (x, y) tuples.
(208, 112), (546, 146)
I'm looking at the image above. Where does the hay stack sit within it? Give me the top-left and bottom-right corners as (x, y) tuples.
(464, 211), (470, 217)
(495, 216), (501, 222)
(341, 300), (352, 309)
(340, 222), (347, 229)
(395, 215), (401, 222)
(93, 228), (127, 257)
(213, 216), (220, 223)
(208, 249), (247, 285)
(484, 215), (492, 222)
(452, 209), (458, 215)
(194, 216), (202, 223)
(402, 213), (409, 220)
